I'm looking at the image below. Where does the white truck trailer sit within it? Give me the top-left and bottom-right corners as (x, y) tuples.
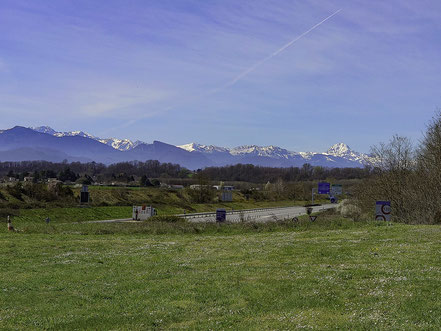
(132, 206), (157, 221)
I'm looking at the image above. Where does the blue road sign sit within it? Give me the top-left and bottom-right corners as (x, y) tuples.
(216, 209), (226, 222)
(318, 182), (330, 194)
(375, 201), (391, 221)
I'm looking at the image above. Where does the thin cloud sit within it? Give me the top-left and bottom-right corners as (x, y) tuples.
(114, 9), (343, 133)
(211, 9), (342, 93)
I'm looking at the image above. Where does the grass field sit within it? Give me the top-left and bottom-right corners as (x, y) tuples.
(10, 199), (317, 225)
(1, 214), (441, 329)
(1, 184), (329, 225)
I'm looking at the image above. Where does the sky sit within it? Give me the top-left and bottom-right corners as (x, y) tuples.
(1, 0), (440, 153)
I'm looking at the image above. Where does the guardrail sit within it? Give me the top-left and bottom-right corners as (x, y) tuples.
(176, 205), (324, 219)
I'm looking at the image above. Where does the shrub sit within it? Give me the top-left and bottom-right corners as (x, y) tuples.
(52, 183), (74, 198)
(148, 216), (186, 223)
(354, 111), (441, 224)
(6, 183), (24, 201)
(338, 200), (362, 221)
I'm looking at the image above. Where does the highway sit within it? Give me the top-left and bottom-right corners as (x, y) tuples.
(178, 204), (337, 223)
(83, 204), (337, 224)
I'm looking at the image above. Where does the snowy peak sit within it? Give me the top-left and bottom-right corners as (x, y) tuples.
(178, 141), (375, 167)
(32, 126), (96, 139)
(177, 143), (200, 152)
(326, 143), (352, 157)
(178, 143), (230, 154)
(29, 126), (146, 151)
(325, 142), (374, 165)
(178, 143), (299, 158)
(54, 130), (97, 140)
(97, 138), (143, 151)
(230, 145), (298, 158)
(32, 126), (57, 135)
(178, 142), (369, 162)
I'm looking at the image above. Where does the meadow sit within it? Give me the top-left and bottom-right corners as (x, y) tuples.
(1, 212), (441, 330)
(1, 184), (324, 225)
(9, 199), (314, 226)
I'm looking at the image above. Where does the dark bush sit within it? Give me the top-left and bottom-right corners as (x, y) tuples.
(148, 216), (186, 223)
(6, 183), (24, 201)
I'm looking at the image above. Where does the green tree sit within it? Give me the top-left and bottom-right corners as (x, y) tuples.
(151, 179), (161, 187)
(139, 175), (153, 187)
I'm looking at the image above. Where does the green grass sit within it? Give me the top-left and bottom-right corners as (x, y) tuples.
(1, 214), (441, 329)
(1, 184), (329, 226)
(9, 199), (320, 225)
(15, 206), (133, 224)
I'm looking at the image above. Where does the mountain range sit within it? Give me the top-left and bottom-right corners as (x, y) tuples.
(0, 126), (375, 169)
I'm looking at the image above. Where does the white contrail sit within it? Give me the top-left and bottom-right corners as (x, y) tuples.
(115, 9), (342, 132)
(212, 8), (342, 92)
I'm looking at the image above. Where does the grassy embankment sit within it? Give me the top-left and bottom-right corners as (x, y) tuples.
(1, 211), (440, 329)
(1, 185), (328, 224)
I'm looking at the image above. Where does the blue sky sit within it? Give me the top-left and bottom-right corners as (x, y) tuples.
(1, 0), (440, 153)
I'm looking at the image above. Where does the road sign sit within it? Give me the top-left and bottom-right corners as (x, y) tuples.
(331, 184), (342, 196)
(318, 182), (330, 194)
(310, 216), (317, 222)
(221, 190), (233, 202)
(80, 185), (89, 204)
(216, 209), (226, 222)
(330, 196), (337, 204)
(80, 191), (89, 204)
(375, 201), (391, 221)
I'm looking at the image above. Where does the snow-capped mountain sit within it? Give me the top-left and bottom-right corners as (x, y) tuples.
(178, 142), (374, 167)
(325, 142), (374, 164)
(54, 130), (96, 140)
(178, 143), (230, 154)
(230, 145), (299, 158)
(326, 142), (352, 157)
(31, 126), (57, 135)
(9, 126), (376, 169)
(99, 138), (144, 151)
(31, 126), (145, 151)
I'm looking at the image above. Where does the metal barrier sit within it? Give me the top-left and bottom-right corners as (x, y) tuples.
(176, 205), (321, 219)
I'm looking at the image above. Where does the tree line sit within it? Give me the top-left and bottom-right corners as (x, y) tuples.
(0, 159), (374, 185)
(0, 160), (190, 183)
(354, 111), (441, 224)
(199, 163), (373, 183)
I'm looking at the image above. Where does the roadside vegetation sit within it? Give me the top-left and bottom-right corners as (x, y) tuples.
(8, 199), (317, 226)
(0, 174), (350, 224)
(0, 182), (336, 224)
(3, 208), (353, 235)
(353, 110), (441, 224)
